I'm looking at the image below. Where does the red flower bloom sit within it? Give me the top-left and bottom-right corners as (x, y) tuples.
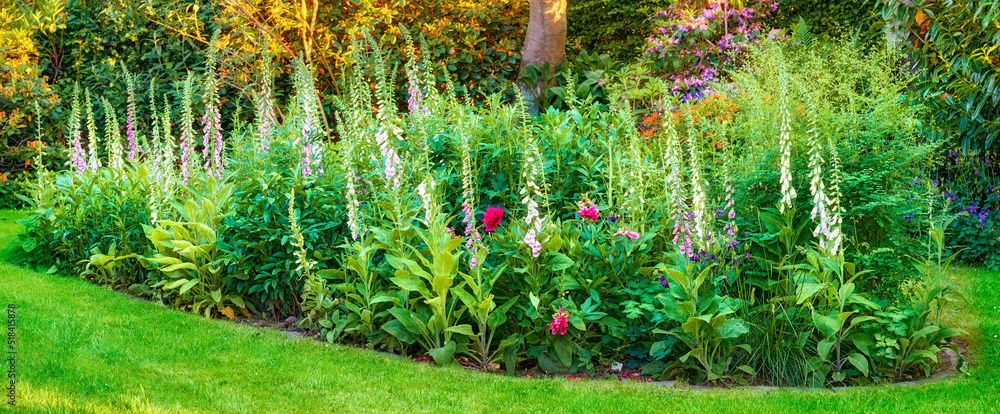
(483, 206), (504, 232)
(577, 198), (600, 222)
(548, 307), (569, 335)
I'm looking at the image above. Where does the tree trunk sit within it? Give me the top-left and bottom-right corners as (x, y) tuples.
(518, 0), (567, 113)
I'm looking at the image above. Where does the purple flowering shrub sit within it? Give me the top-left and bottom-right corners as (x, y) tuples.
(934, 150), (1000, 269)
(644, 0), (782, 102)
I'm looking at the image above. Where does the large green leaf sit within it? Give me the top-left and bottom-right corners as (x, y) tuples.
(428, 341), (457, 366)
(715, 318), (749, 339)
(552, 335), (574, 368)
(390, 276), (428, 295)
(813, 312), (842, 338)
(444, 324), (475, 337)
(432, 249), (456, 278)
(546, 252), (575, 271)
(382, 320), (416, 344)
(847, 352), (869, 377)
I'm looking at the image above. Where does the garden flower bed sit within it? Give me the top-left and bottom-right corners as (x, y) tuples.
(7, 25), (979, 390)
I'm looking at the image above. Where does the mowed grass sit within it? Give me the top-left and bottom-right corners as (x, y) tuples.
(0, 209), (998, 413)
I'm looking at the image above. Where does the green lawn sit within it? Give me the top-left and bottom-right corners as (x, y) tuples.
(0, 208), (998, 414)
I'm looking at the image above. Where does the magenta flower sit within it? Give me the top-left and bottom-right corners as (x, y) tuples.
(548, 308), (569, 335)
(576, 198), (600, 222)
(613, 226), (640, 239)
(484, 206), (504, 232)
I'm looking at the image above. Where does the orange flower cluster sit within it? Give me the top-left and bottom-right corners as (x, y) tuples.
(635, 94), (741, 149)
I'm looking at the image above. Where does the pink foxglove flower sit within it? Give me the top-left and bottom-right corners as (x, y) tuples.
(548, 308), (569, 335)
(613, 226), (640, 239)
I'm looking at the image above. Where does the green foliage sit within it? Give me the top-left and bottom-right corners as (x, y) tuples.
(768, 0), (876, 38)
(142, 175), (248, 318)
(650, 257), (754, 382)
(933, 150), (1000, 270)
(731, 36), (933, 298)
(876, 0), (1000, 150)
(566, 0), (674, 59)
(10, 29), (970, 387)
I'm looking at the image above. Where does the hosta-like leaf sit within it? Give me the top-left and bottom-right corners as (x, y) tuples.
(428, 341), (456, 366)
(546, 252), (574, 271)
(179, 279), (200, 294)
(382, 320), (416, 344)
(847, 352), (869, 376)
(161, 262), (197, 273)
(444, 324), (475, 337)
(715, 318), (749, 339)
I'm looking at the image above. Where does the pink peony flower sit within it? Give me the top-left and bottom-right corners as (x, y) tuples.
(483, 206), (504, 232)
(548, 308), (569, 335)
(576, 198), (600, 222)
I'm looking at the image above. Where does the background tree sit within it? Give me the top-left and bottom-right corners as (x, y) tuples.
(518, 0), (566, 112)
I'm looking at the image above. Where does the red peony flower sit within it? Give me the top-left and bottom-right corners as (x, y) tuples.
(578, 205), (599, 222)
(548, 307), (569, 335)
(483, 206), (504, 232)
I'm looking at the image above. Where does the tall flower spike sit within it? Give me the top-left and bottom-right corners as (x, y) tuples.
(777, 59), (797, 213)
(720, 127), (738, 244)
(256, 36), (276, 152)
(619, 96), (646, 219)
(68, 82), (86, 174)
(291, 54), (324, 177)
(201, 30), (224, 179)
(363, 30), (402, 144)
(826, 134), (845, 256)
(686, 112), (710, 249)
(159, 93), (176, 208)
(805, 97), (831, 251)
(520, 116), (547, 258)
(101, 96), (124, 174)
(30, 102), (48, 200)
(180, 71), (197, 185)
(148, 79), (162, 185)
(401, 28), (425, 115)
(458, 116), (482, 268)
(121, 61), (139, 162)
(160, 94), (174, 171)
(337, 113), (363, 241)
(84, 88), (101, 172)
(662, 108), (692, 255)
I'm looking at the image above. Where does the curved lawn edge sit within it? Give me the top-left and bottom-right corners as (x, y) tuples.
(1, 209), (999, 413)
(653, 368), (959, 393)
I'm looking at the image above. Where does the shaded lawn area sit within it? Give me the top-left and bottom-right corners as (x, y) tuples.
(0, 209), (998, 413)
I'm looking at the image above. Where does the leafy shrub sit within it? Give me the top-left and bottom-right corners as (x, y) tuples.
(876, 0), (1000, 150)
(767, 0), (875, 38)
(567, 0), (673, 60)
(933, 150), (1000, 269)
(644, 0), (782, 101)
